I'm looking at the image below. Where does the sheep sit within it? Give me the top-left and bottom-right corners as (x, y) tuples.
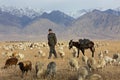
(1, 52), (7, 56)
(2, 51), (19, 58)
(42, 42), (47, 47)
(87, 57), (96, 72)
(98, 51), (103, 59)
(86, 74), (103, 80)
(58, 46), (64, 50)
(4, 57), (18, 69)
(6, 52), (13, 58)
(1, 52), (9, 58)
(103, 56), (114, 65)
(78, 66), (103, 80)
(46, 61), (57, 78)
(103, 50), (109, 54)
(97, 54), (116, 69)
(38, 50), (46, 57)
(98, 50), (109, 59)
(97, 58), (106, 69)
(71, 47), (78, 57)
(18, 60), (32, 78)
(78, 66), (89, 80)
(58, 50), (65, 58)
(35, 61), (44, 78)
(113, 53), (119, 59)
(82, 56), (88, 64)
(113, 53), (120, 63)
(17, 53), (24, 60)
(69, 58), (79, 71)
(98, 51), (116, 66)
(57, 46), (65, 58)
(11, 52), (18, 57)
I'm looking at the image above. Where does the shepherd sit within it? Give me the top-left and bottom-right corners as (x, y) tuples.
(47, 29), (57, 59)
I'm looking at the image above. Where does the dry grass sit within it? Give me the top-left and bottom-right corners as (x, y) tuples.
(0, 40), (120, 80)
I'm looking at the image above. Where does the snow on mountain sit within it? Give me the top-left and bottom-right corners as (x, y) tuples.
(0, 6), (44, 19)
(68, 9), (92, 18)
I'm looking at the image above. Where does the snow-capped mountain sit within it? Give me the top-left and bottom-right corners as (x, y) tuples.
(0, 6), (43, 19)
(68, 9), (92, 18)
(0, 6), (120, 40)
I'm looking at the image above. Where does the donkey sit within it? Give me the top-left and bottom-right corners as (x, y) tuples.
(69, 39), (95, 58)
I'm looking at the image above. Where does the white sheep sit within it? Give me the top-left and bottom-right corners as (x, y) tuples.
(35, 61), (44, 78)
(1, 52), (7, 57)
(78, 66), (103, 80)
(2, 52), (13, 58)
(71, 47), (78, 57)
(57, 46), (65, 58)
(87, 57), (96, 71)
(58, 46), (64, 50)
(38, 50), (46, 57)
(86, 74), (103, 80)
(98, 51), (103, 59)
(103, 50), (109, 54)
(97, 58), (106, 69)
(104, 56), (114, 65)
(58, 50), (65, 58)
(78, 66), (89, 80)
(16, 53), (25, 60)
(69, 58), (79, 71)
(82, 56), (88, 64)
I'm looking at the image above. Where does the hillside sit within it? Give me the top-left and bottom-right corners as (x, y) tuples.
(0, 7), (120, 40)
(65, 9), (120, 40)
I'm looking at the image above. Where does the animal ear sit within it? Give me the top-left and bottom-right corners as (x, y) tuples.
(17, 62), (21, 65)
(70, 39), (73, 41)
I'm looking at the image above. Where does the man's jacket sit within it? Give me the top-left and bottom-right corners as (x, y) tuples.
(48, 33), (57, 46)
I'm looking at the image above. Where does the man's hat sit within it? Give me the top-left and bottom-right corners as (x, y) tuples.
(48, 28), (52, 31)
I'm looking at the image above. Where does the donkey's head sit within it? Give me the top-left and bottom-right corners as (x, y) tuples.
(69, 40), (73, 49)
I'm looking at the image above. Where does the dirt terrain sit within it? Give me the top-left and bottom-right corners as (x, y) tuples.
(0, 40), (120, 80)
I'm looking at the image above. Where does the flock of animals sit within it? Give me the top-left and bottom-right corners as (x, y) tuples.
(0, 39), (120, 80)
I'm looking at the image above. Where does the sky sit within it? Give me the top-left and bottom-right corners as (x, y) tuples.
(0, 0), (120, 13)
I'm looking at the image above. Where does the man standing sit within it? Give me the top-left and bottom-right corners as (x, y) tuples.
(48, 29), (57, 59)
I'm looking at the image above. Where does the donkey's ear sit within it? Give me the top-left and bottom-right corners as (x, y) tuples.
(70, 39), (73, 41)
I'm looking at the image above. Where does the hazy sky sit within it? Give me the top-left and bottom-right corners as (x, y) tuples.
(0, 0), (120, 13)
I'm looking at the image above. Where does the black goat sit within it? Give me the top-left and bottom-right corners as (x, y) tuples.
(18, 60), (32, 78)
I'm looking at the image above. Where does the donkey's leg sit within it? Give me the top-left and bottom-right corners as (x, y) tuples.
(81, 49), (85, 56)
(90, 47), (95, 57)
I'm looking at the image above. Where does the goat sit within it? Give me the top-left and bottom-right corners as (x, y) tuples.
(18, 60), (32, 78)
(4, 57), (18, 69)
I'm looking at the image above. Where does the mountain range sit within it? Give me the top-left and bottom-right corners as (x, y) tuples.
(0, 7), (120, 41)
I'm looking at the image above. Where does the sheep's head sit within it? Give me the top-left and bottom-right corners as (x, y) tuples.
(18, 62), (24, 68)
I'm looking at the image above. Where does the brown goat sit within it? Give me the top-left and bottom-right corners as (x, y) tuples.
(4, 57), (18, 69)
(18, 60), (32, 78)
